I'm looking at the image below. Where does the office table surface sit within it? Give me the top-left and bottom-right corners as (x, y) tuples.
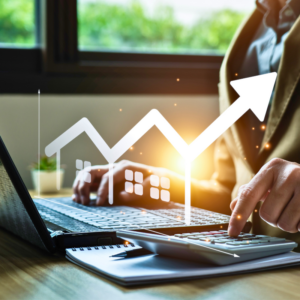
(1, 191), (299, 300)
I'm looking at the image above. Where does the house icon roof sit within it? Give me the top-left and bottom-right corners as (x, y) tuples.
(45, 109), (188, 164)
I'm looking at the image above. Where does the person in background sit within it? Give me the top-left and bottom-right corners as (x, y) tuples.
(73, 0), (300, 249)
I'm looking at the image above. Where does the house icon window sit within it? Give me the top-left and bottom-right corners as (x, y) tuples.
(124, 170), (143, 195)
(76, 159), (91, 183)
(124, 170), (170, 202)
(150, 175), (170, 202)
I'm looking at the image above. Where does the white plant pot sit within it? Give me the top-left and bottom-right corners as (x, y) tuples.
(31, 170), (64, 194)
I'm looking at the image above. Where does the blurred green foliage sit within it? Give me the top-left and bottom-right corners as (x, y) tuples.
(31, 156), (57, 171)
(0, 0), (247, 53)
(78, 1), (247, 54)
(0, 0), (35, 46)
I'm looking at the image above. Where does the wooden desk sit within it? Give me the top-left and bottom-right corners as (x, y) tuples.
(1, 190), (299, 300)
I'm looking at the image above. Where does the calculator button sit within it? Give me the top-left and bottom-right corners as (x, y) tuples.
(215, 239), (228, 243)
(243, 234), (256, 237)
(249, 241), (260, 244)
(258, 239), (271, 243)
(187, 236), (200, 240)
(240, 237), (257, 241)
(239, 241), (251, 245)
(268, 237), (286, 242)
(226, 242), (242, 246)
(199, 238), (213, 242)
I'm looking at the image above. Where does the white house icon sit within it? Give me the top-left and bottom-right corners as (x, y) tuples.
(45, 109), (189, 204)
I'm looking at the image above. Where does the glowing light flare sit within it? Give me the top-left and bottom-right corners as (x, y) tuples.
(177, 157), (186, 173)
(177, 78), (180, 82)
(260, 124), (266, 131)
(265, 143), (271, 149)
(119, 108), (122, 112)
(237, 215), (241, 219)
(254, 209), (258, 213)
(184, 160), (191, 225)
(252, 127), (255, 130)
(124, 241), (130, 246)
(130, 146), (134, 150)
(174, 103), (177, 106)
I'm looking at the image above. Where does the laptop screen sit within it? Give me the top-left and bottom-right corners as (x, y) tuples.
(0, 138), (54, 252)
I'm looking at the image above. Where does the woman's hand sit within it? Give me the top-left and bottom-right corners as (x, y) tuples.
(229, 158), (300, 236)
(72, 160), (185, 206)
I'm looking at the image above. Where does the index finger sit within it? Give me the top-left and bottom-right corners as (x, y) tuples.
(228, 166), (275, 236)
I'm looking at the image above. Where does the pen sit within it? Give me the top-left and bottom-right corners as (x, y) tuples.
(110, 248), (153, 258)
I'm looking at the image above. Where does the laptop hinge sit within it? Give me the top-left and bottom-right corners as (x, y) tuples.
(50, 230), (65, 238)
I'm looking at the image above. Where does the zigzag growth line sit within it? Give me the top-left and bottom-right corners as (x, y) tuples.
(45, 109), (189, 162)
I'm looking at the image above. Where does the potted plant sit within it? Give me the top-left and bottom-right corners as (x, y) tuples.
(30, 156), (64, 193)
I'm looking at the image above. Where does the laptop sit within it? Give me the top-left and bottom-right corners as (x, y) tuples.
(0, 136), (252, 253)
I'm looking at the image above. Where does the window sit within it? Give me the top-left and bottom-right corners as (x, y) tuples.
(78, 0), (255, 55)
(125, 170), (144, 195)
(76, 160), (92, 183)
(0, 0), (36, 48)
(0, 0), (255, 94)
(124, 170), (171, 201)
(150, 175), (170, 202)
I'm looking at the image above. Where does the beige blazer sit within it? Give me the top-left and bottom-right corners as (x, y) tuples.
(214, 8), (300, 243)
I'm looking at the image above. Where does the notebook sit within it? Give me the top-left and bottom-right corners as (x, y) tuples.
(66, 244), (300, 286)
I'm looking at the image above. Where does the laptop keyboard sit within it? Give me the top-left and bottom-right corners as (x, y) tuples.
(33, 197), (231, 232)
(35, 202), (101, 232)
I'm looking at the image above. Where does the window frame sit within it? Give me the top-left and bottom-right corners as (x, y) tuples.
(0, 0), (224, 94)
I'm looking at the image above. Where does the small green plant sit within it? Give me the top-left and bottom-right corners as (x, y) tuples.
(31, 156), (57, 171)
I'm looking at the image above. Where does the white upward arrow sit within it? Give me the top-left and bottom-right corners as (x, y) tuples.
(45, 73), (277, 225)
(182, 72), (277, 223)
(186, 72), (277, 162)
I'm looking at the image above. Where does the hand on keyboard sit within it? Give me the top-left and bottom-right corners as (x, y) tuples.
(72, 160), (184, 206)
(229, 158), (300, 237)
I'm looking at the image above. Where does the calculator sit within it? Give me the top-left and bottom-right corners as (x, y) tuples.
(116, 230), (298, 265)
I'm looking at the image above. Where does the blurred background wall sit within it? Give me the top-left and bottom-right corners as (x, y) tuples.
(0, 94), (219, 189)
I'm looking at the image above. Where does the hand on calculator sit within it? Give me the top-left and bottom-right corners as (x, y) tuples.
(229, 158), (300, 236)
